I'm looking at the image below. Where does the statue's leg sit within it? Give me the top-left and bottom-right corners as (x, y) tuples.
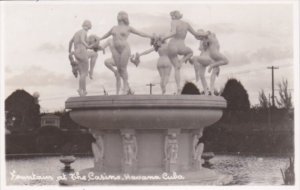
(164, 65), (172, 94)
(104, 58), (121, 95)
(110, 46), (124, 93)
(75, 49), (89, 96)
(209, 51), (228, 72)
(88, 51), (98, 80)
(179, 46), (193, 64)
(79, 61), (89, 96)
(194, 56), (211, 95)
(190, 57), (200, 82)
(170, 55), (181, 94)
(210, 67), (220, 95)
(118, 47), (131, 94)
(169, 55), (182, 94)
(157, 65), (165, 94)
(198, 64), (209, 95)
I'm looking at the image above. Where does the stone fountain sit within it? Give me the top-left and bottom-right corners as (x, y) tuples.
(62, 95), (232, 185)
(64, 11), (232, 185)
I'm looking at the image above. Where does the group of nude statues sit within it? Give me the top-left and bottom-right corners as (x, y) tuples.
(68, 10), (228, 96)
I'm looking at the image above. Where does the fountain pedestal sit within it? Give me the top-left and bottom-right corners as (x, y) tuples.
(63, 95), (232, 185)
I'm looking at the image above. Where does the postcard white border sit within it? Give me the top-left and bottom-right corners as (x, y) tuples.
(0, 0), (299, 190)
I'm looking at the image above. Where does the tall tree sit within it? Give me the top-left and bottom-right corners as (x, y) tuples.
(181, 82), (200, 95)
(276, 79), (293, 110)
(221, 78), (250, 111)
(258, 89), (270, 109)
(5, 89), (40, 132)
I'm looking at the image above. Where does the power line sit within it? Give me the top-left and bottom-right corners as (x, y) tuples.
(37, 63), (293, 101)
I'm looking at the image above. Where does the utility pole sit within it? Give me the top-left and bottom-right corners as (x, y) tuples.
(267, 66), (279, 108)
(146, 83), (155, 95)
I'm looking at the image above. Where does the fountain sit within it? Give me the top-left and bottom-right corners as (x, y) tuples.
(60, 155), (76, 172)
(62, 95), (231, 185)
(63, 11), (232, 185)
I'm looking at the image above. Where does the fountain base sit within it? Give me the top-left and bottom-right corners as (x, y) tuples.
(64, 95), (228, 185)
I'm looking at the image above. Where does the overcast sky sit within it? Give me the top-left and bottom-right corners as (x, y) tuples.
(2, 1), (296, 112)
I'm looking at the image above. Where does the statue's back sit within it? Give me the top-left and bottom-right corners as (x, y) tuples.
(173, 20), (189, 39)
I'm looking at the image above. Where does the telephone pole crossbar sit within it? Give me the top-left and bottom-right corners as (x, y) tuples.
(146, 83), (155, 95)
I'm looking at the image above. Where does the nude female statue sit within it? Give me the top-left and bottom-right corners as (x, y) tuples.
(189, 30), (228, 95)
(69, 35), (102, 80)
(97, 39), (122, 95)
(69, 20), (94, 96)
(99, 11), (153, 94)
(161, 11), (207, 94)
(130, 35), (172, 94)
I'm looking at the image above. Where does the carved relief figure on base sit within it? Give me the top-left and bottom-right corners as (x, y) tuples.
(122, 133), (138, 169)
(91, 133), (104, 171)
(164, 133), (179, 172)
(192, 129), (204, 170)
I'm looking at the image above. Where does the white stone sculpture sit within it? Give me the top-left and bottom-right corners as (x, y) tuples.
(99, 11), (153, 94)
(68, 20), (94, 96)
(189, 30), (228, 95)
(159, 10), (208, 94)
(130, 35), (172, 94)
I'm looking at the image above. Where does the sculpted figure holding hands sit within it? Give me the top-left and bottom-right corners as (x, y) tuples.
(131, 35), (172, 94)
(99, 11), (154, 94)
(161, 11), (207, 94)
(189, 30), (228, 95)
(69, 20), (95, 96)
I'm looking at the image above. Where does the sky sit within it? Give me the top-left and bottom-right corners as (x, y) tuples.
(1, 1), (296, 112)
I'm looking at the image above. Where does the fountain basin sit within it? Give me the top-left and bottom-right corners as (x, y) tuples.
(64, 95), (229, 185)
(65, 95), (226, 130)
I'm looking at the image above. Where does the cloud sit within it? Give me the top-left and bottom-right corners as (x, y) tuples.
(36, 42), (66, 53)
(5, 65), (73, 87)
(250, 46), (293, 63)
(5, 66), (12, 74)
(204, 23), (236, 35)
(223, 51), (252, 66)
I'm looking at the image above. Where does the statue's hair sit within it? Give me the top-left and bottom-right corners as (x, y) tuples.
(200, 38), (210, 51)
(117, 11), (129, 25)
(82, 20), (92, 28)
(170, 10), (183, 19)
(87, 34), (98, 44)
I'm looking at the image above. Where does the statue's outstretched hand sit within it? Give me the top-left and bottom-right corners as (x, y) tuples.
(196, 29), (209, 40)
(130, 53), (140, 67)
(151, 34), (164, 51)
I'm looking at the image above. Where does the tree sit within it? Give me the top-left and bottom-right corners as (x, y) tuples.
(181, 82), (200, 95)
(276, 79), (292, 110)
(221, 78), (250, 111)
(5, 89), (40, 132)
(258, 89), (270, 109)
